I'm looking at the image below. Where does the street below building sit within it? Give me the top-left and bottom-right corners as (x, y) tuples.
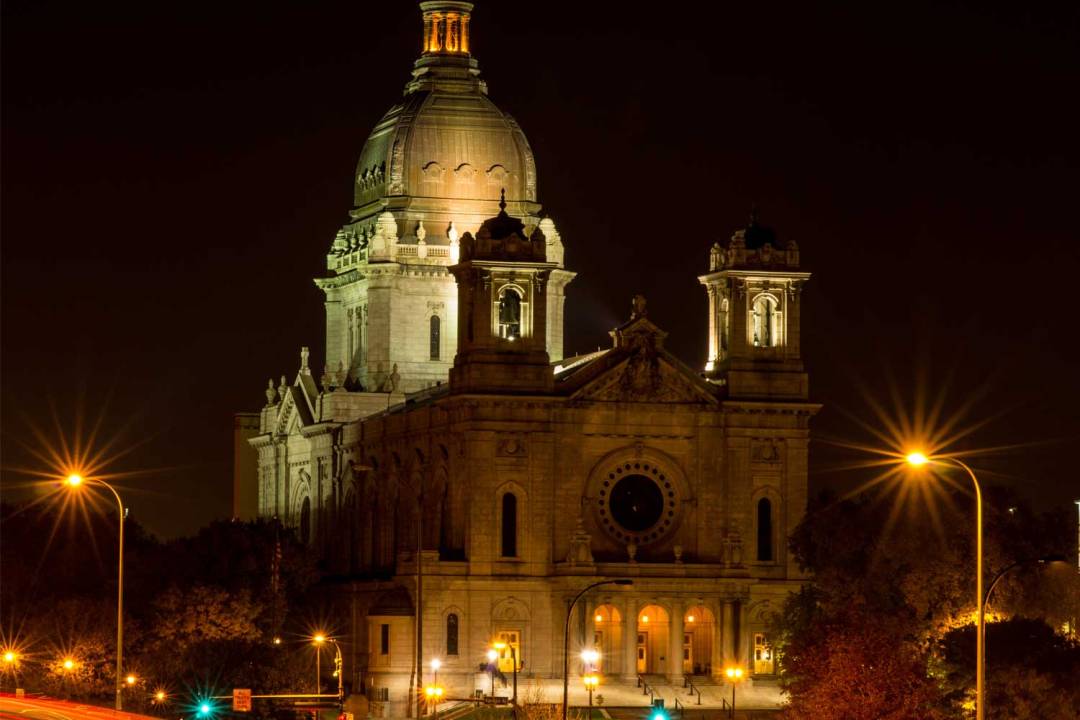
(0, 696), (160, 720)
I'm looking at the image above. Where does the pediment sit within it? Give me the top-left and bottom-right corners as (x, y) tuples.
(570, 352), (718, 405)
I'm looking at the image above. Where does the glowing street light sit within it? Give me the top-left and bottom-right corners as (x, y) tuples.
(62, 658), (76, 671)
(494, 641), (519, 704)
(905, 451), (984, 720)
(154, 690), (167, 703)
(312, 633), (327, 695)
(582, 674), (599, 714)
(3, 651), (17, 664)
(561, 579), (633, 720)
(125, 674), (137, 686)
(63, 472), (127, 711)
(485, 649), (498, 697)
(724, 666), (745, 720)
(430, 658), (441, 688)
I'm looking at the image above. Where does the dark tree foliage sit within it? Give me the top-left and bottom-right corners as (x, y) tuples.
(1, 502), (325, 718)
(774, 488), (1077, 719)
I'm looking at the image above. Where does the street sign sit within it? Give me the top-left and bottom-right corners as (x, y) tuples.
(233, 689), (252, 712)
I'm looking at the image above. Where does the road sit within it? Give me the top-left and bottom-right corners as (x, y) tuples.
(0, 696), (161, 720)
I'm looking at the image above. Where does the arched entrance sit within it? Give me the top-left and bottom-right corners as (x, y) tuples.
(592, 604), (622, 674)
(636, 604), (669, 675)
(683, 605), (717, 676)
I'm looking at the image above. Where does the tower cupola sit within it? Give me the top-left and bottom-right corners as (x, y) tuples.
(699, 210), (810, 399)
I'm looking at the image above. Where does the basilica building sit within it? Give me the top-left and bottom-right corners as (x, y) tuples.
(234, 1), (817, 713)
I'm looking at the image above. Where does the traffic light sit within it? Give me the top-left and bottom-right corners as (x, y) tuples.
(650, 698), (668, 720)
(199, 703), (211, 716)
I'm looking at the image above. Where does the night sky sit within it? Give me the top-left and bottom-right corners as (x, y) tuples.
(4, 0), (1078, 539)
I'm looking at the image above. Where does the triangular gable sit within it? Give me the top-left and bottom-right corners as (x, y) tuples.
(273, 385), (314, 436)
(569, 351), (720, 404)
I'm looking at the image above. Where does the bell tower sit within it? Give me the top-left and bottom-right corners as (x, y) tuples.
(449, 193), (556, 394)
(699, 213), (811, 399)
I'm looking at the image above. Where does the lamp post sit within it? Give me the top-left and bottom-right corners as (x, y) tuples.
(905, 453), (985, 720)
(723, 666), (744, 720)
(313, 633), (326, 695)
(561, 579), (633, 720)
(493, 642), (517, 704)
(330, 638), (344, 709)
(64, 473), (125, 710)
(485, 649), (497, 697)
(582, 674), (599, 717)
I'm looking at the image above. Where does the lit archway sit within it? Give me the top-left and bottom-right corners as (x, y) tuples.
(683, 605), (717, 676)
(591, 604), (622, 673)
(637, 604), (670, 675)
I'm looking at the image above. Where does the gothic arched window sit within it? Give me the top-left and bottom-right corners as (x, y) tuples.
(300, 496), (311, 545)
(498, 288), (521, 340)
(501, 492), (517, 557)
(752, 295), (779, 347)
(757, 497), (773, 562)
(430, 315), (441, 360)
(446, 613), (459, 656)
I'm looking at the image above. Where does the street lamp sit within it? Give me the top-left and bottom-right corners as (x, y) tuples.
(430, 658), (441, 689)
(313, 633), (327, 695)
(561, 579), (632, 720)
(724, 666), (744, 719)
(424, 685), (444, 720)
(905, 452), (984, 720)
(485, 649), (498, 697)
(493, 641), (518, 704)
(63, 472), (126, 710)
(582, 674), (599, 716)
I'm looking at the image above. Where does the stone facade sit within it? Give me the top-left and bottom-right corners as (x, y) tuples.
(237, 2), (819, 714)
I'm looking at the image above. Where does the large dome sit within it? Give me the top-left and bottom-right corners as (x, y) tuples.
(348, 2), (539, 243)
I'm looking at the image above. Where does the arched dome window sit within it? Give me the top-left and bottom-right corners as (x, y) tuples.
(498, 288), (521, 340)
(300, 496), (311, 545)
(501, 493), (518, 557)
(446, 613), (459, 656)
(757, 497), (773, 562)
(752, 295), (780, 347)
(430, 315), (441, 360)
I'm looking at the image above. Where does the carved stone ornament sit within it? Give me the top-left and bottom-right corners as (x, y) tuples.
(265, 379), (278, 407)
(496, 436), (527, 457)
(565, 516), (594, 567)
(673, 544), (684, 564)
(752, 439), (783, 463)
(626, 541), (638, 563)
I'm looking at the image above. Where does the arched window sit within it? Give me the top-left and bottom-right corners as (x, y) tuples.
(430, 315), (441, 360)
(446, 613), (459, 656)
(498, 288), (521, 340)
(757, 498), (773, 562)
(300, 496), (311, 545)
(501, 493), (517, 557)
(752, 295), (779, 347)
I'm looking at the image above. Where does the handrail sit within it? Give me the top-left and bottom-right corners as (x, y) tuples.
(672, 697), (684, 720)
(684, 677), (702, 705)
(636, 674), (656, 702)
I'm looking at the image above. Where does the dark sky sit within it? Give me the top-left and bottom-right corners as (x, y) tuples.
(3, 0), (1079, 539)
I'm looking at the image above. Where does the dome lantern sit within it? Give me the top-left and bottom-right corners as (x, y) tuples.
(420, 1), (473, 56)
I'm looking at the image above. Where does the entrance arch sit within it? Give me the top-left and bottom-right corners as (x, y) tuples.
(591, 604), (622, 674)
(683, 605), (717, 676)
(636, 604), (670, 675)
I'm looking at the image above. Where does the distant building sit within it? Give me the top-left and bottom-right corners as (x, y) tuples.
(236, 2), (818, 713)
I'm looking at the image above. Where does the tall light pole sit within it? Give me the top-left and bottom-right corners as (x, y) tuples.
(313, 633), (327, 695)
(562, 579), (632, 720)
(493, 642), (517, 704)
(906, 453), (984, 720)
(723, 666), (744, 719)
(64, 473), (125, 710)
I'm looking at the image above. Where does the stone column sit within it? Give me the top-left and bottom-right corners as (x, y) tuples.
(710, 600), (724, 679)
(621, 597), (638, 682)
(738, 601), (750, 667)
(721, 600), (735, 668)
(584, 599), (597, 653)
(667, 599), (685, 685)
